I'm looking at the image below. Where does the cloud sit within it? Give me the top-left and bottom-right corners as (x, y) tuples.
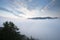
(0, 7), (13, 13)
(17, 7), (40, 18)
(0, 7), (23, 17)
(28, 0), (32, 2)
(40, 0), (56, 12)
(0, 0), (30, 18)
(0, 0), (59, 18)
(9, 0), (39, 18)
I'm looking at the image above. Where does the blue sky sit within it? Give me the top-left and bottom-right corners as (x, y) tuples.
(0, 0), (60, 18)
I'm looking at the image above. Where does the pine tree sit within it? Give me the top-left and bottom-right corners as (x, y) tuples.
(0, 21), (35, 40)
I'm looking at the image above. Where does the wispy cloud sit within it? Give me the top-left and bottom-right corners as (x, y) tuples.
(16, 7), (39, 18)
(0, 7), (13, 13)
(28, 0), (32, 2)
(0, 0), (60, 18)
(6, 0), (39, 18)
(40, 0), (56, 12)
(0, 7), (23, 17)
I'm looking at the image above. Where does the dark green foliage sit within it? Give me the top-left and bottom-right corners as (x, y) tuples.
(0, 21), (35, 40)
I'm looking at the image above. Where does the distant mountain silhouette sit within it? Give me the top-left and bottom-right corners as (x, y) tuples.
(28, 17), (58, 20)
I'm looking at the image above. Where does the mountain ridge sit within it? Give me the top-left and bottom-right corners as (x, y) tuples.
(28, 17), (59, 20)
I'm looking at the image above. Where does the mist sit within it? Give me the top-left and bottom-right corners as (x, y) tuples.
(0, 17), (60, 40)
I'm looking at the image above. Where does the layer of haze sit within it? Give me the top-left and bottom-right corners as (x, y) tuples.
(0, 17), (60, 40)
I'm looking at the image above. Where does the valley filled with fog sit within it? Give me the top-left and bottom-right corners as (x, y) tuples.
(0, 16), (60, 40)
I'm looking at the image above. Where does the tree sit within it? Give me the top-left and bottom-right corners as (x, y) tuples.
(0, 21), (35, 40)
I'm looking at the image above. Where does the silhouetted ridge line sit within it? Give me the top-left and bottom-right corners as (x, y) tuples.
(28, 17), (58, 20)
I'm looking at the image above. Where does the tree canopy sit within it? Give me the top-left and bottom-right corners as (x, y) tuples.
(0, 21), (35, 40)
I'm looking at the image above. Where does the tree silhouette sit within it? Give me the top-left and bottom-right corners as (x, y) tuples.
(0, 21), (35, 40)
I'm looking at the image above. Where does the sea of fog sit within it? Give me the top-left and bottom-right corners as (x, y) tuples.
(0, 17), (60, 40)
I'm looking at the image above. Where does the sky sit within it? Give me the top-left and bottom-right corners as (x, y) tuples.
(0, 0), (60, 18)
